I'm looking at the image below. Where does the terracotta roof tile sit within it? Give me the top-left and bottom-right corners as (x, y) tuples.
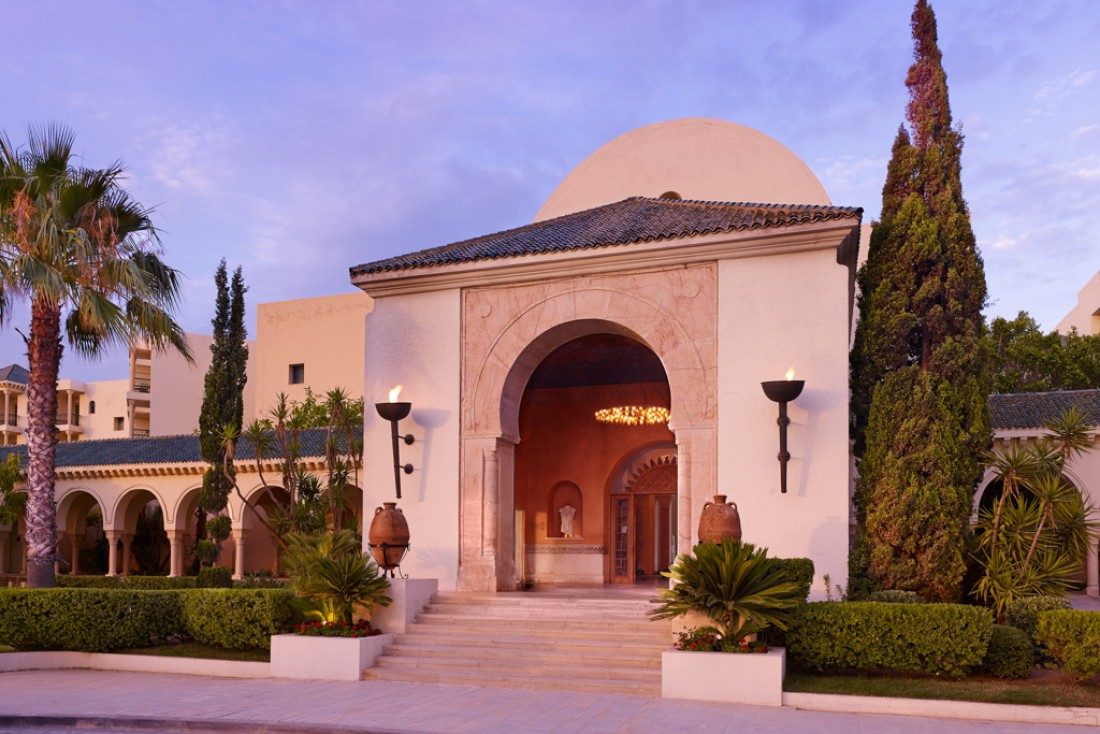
(351, 196), (862, 276)
(989, 390), (1100, 431)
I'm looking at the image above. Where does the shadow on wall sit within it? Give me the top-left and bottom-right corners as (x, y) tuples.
(806, 514), (849, 601)
(411, 408), (452, 503)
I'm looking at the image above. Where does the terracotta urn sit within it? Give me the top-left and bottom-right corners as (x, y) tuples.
(698, 495), (742, 544)
(368, 502), (410, 570)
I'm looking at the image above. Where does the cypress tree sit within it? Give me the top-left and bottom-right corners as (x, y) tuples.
(198, 259), (249, 515)
(850, 0), (990, 602)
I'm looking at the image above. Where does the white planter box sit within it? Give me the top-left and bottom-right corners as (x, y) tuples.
(662, 647), (785, 707)
(270, 632), (394, 681)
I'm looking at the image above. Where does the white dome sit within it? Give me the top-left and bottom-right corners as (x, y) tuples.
(535, 118), (830, 222)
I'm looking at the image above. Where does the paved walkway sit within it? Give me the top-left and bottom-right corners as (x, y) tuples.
(0, 670), (1089, 734)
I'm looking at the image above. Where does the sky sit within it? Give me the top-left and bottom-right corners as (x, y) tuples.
(2, 0), (1099, 381)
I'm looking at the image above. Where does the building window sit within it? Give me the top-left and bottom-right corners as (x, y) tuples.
(289, 363), (305, 385)
(89, 401), (96, 414)
(114, 417), (124, 431)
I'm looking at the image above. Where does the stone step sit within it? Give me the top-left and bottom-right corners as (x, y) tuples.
(374, 654), (660, 682)
(363, 667), (661, 696)
(403, 620), (669, 643)
(425, 601), (659, 616)
(414, 612), (662, 632)
(383, 642), (662, 667)
(393, 631), (669, 655)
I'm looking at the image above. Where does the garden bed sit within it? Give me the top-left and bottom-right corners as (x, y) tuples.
(117, 642), (269, 663)
(785, 668), (1100, 709)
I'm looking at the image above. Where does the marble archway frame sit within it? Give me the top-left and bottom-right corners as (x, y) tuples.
(458, 264), (718, 591)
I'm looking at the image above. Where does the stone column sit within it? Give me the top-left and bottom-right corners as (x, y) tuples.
(166, 530), (184, 577)
(232, 527), (247, 580)
(120, 534), (134, 577)
(105, 531), (121, 576)
(1087, 542), (1099, 597)
(672, 424), (717, 551)
(70, 531), (80, 576)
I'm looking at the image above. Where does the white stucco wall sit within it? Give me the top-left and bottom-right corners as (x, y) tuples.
(82, 380), (132, 438)
(150, 334), (214, 436)
(1055, 270), (1100, 336)
(717, 249), (851, 597)
(254, 293), (372, 411)
(362, 289), (461, 589)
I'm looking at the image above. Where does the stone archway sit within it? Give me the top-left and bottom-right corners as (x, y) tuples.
(458, 265), (717, 591)
(56, 488), (107, 576)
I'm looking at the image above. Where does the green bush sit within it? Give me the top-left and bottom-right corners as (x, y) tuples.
(771, 558), (815, 602)
(56, 575), (124, 588)
(867, 590), (924, 604)
(786, 602), (992, 678)
(57, 575), (196, 590)
(1005, 595), (1071, 644)
(180, 589), (297, 650)
(233, 571), (287, 589)
(1037, 610), (1100, 682)
(197, 566), (233, 589)
(0, 589), (183, 651)
(980, 624), (1032, 679)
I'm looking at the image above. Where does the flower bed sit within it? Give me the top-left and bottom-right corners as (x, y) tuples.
(295, 620), (381, 638)
(270, 632), (393, 681)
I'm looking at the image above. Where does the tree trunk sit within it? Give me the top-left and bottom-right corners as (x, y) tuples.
(25, 298), (63, 588)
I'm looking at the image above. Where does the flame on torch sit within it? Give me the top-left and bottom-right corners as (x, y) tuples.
(388, 385), (403, 402)
(785, 368), (795, 381)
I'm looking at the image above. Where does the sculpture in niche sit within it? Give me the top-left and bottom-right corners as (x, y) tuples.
(559, 504), (577, 538)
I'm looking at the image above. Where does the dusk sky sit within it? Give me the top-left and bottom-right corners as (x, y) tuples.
(3, 0), (1099, 381)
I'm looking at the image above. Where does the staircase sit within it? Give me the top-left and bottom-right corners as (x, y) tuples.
(364, 588), (671, 695)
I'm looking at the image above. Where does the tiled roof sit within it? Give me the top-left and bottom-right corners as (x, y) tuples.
(351, 196), (863, 276)
(0, 364), (29, 385)
(989, 390), (1100, 431)
(0, 427), (352, 469)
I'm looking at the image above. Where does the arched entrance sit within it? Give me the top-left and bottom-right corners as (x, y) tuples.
(56, 488), (107, 576)
(609, 449), (678, 584)
(514, 334), (675, 586)
(459, 265), (717, 592)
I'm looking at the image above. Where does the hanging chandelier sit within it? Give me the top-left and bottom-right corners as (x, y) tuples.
(594, 404), (670, 426)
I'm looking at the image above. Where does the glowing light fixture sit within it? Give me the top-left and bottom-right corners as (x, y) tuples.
(761, 367), (805, 494)
(594, 404), (670, 426)
(375, 384), (414, 499)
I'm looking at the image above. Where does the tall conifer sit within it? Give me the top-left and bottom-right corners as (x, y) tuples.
(198, 259), (249, 514)
(850, 0), (990, 602)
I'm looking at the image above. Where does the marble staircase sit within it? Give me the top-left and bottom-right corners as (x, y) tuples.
(364, 588), (671, 695)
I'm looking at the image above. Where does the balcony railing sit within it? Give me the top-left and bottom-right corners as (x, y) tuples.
(56, 413), (81, 427)
(1, 413), (16, 426)
(133, 378), (151, 393)
(132, 428), (150, 437)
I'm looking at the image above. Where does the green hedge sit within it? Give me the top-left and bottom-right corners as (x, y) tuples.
(1005, 595), (1070, 646)
(771, 558), (814, 602)
(180, 589), (297, 650)
(786, 602), (992, 678)
(57, 575), (197, 590)
(0, 589), (183, 652)
(1038, 610), (1100, 682)
(980, 624), (1032, 679)
(0, 587), (297, 652)
(867, 590), (924, 604)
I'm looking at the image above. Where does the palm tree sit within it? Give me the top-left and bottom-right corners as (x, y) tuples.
(0, 124), (192, 587)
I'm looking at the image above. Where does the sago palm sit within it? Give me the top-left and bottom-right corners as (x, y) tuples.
(285, 529), (391, 624)
(650, 538), (802, 644)
(0, 124), (191, 587)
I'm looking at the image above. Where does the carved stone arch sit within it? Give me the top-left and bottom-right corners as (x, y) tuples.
(109, 484), (168, 531)
(169, 485), (204, 532)
(56, 486), (108, 531)
(458, 266), (718, 591)
(625, 455), (678, 495)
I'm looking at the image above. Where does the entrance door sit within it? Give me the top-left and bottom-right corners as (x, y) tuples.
(610, 459), (678, 584)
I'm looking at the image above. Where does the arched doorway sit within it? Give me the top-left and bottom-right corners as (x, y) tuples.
(57, 488), (107, 576)
(514, 333), (675, 586)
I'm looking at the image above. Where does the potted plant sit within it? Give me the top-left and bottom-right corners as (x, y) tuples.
(650, 538), (802, 706)
(270, 529), (394, 680)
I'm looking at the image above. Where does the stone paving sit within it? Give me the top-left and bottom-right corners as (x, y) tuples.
(0, 669), (1091, 734)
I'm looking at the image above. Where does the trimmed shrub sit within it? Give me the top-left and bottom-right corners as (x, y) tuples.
(234, 571), (287, 589)
(197, 566), (233, 589)
(57, 575), (197, 590)
(980, 624), (1032, 679)
(1005, 595), (1071, 645)
(786, 602), (992, 678)
(867, 590), (924, 604)
(180, 589), (297, 650)
(771, 558), (815, 602)
(0, 589), (183, 652)
(1037, 610), (1100, 682)
(56, 575), (124, 589)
